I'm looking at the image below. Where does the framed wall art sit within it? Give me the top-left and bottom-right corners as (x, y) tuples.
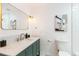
(55, 14), (67, 32)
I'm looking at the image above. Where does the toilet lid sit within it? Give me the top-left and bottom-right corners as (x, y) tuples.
(59, 51), (71, 56)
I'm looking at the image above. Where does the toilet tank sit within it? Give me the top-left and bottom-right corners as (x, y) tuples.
(55, 39), (69, 51)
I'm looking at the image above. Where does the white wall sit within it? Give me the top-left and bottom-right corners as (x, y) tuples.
(72, 3), (79, 55)
(11, 3), (71, 55)
(54, 4), (72, 54)
(28, 3), (72, 55)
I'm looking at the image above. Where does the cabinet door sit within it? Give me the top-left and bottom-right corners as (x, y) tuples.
(17, 39), (40, 56)
(36, 39), (40, 56)
(17, 49), (26, 56)
(32, 41), (37, 56)
(26, 45), (32, 56)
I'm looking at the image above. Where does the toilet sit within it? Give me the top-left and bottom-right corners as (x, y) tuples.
(59, 51), (71, 56)
(55, 39), (71, 56)
(73, 51), (79, 56)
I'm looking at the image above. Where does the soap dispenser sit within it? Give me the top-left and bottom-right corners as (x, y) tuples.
(0, 40), (6, 47)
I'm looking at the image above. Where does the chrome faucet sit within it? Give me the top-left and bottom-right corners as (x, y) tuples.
(20, 33), (25, 40)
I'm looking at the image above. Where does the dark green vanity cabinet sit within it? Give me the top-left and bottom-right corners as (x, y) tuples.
(36, 39), (40, 56)
(17, 49), (26, 56)
(26, 45), (33, 56)
(17, 45), (33, 56)
(17, 39), (40, 56)
(32, 40), (39, 56)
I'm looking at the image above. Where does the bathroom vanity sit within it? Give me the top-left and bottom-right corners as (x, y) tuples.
(0, 3), (40, 56)
(0, 37), (40, 56)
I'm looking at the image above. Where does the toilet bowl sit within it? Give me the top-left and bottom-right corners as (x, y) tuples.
(55, 39), (71, 56)
(59, 51), (71, 56)
(73, 51), (79, 56)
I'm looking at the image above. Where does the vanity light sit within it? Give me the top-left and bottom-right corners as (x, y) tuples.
(28, 16), (34, 21)
(28, 16), (36, 23)
(29, 16), (34, 19)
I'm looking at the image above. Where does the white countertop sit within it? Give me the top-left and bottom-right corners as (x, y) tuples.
(0, 37), (40, 56)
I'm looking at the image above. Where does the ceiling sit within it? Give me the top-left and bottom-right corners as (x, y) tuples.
(10, 3), (71, 17)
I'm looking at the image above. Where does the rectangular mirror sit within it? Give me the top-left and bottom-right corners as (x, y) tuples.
(2, 3), (28, 30)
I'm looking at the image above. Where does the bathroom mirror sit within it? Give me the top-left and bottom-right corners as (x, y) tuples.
(2, 3), (28, 30)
